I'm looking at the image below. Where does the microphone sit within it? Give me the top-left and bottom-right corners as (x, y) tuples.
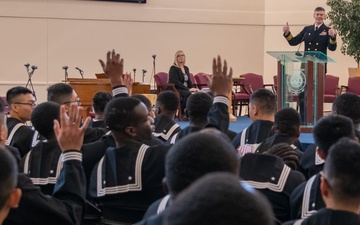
(75, 67), (84, 78)
(295, 33), (306, 57)
(31, 65), (38, 70)
(75, 67), (83, 73)
(62, 66), (68, 70)
(152, 54), (156, 60)
(24, 63), (30, 68)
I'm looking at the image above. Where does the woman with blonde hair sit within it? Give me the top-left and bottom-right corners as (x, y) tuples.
(168, 50), (198, 116)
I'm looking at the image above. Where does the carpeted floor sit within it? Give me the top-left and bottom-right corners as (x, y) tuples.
(177, 116), (314, 147)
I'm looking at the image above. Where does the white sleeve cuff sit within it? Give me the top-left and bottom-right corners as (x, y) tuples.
(112, 87), (128, 96)
(213, 96), (229, 106)
(62, 151), (82, 162)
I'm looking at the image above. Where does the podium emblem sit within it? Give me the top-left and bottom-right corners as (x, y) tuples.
(287, 70), (306, 94)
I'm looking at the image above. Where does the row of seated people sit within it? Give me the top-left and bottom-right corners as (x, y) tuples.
(1, 50), (359, 225)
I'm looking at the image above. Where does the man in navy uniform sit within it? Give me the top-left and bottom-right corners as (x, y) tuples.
(283, 7), (337, 123)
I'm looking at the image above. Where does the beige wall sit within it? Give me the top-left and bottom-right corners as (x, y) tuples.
(0, 0), (355, 103)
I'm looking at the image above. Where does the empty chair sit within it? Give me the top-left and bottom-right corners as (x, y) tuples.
(154, 72), (182, 121)
(240, 73), (275, 94)
(232, 78), (250, 116)
(189, 73), (197, 88)
(324, 74), (340, 103)
(194, 73), (210, 90)
(341, 76), (360, 95)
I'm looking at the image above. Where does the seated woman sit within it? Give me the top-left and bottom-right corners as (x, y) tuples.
(168, 50), (198, 115)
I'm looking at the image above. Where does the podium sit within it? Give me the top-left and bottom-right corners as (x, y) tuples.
(267, 51), (335, 131)
(66, 77), (150, 118)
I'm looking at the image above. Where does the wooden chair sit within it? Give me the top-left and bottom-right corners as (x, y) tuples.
(324, 74), (340, 103)
(240, 73), (275, 94)
(154, 72), (182, 121)
(341, 76), (360, 96)
(232, 78), (250, 116)
(194, 73), (210, 90)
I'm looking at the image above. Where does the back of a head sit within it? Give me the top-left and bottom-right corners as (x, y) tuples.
(250, 89), (276, 115)
(165, 129), (238, 196)
(6, 86), (32, 105)
(332, 93), (360, 126)
(186, 92), (213, 120)
(0, 146), (18, 210)
(164, 172), (274, 225)
(274, 107), (301, 137)
(132, 94), (152, 112)
(92, 92), (112, 114)
(265, 143), (299, 170)
(324, 138), (360, 204)
(31, 102), (60, 140)
(313, 115), (355, 155)
(156, 91), (179, 112)
(104, 97), (142, 133)
(47, 83), (73, 104)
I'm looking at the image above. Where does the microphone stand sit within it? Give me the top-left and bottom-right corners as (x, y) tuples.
(133, 68), (136, 82)
(150, 55), (156, 90)
(142, 69), (147, 83)
(25, 65), (38, 101)
(63, 66), (69, 83)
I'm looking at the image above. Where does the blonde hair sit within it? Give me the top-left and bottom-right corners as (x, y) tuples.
(173, 50), (186, 67)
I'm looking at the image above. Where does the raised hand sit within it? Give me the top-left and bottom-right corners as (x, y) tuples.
(54, 103), (90, 152)
(99, 50), (124, 87)
(328, 25), (336, 38)
(123, 72), (133, 95)
(283, 22), (290, 35)
(211, 55), (233, 97)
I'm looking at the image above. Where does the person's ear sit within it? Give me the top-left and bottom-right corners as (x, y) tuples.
(10, 104), (19, 113)
(316, 147), (327, 160)
(320, 175), (330, 202)
(295, 127), (301, 138)
(125, 126), (137, 138)
(354, 136), (359, 143)
(7, 188), (22, 209)
(0, 124), (8, 145)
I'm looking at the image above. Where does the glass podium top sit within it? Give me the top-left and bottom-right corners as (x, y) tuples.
(267, 51), (336, 63)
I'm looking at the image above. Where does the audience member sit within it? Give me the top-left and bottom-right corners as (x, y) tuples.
(152, 91), (181, 142)
(19, 102), (61, 195)
(0, 147), (20, 225)
(0, 98), (20, 163)
(283, 138), (360, 225)
(256, 107), (303, 159)
(289, 115), (355, 220)
(6, 86), (40, 157)
(4, 102), (90, 225)
(301, 92), (360, 179)
(163, 172), (274, 225)
(136, 129), (240, 225)
(232, 88), (276, 156)
(47, 83), (106, 143)
(168, 50), (198, 115)
(90, 50), (233, 224)
(90, 91), (112, 128)
(240, 143), (305, 224)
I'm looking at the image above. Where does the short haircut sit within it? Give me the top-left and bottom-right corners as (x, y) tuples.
(274, 107), (301, 137)
(165, 129), (238, 195)
(156, 91), (179, 112)
(265, 143), (299, 170)
(314, 6), (325, 12)
(104, 97), (142, 133)
(31, 102), (60, 139)
(6, 86), (33, 105)
(164, 172), (274, 225)
(324, 138), (360, 203)
(313, 115), (355, 155)
(0, 146), (18, 209)
(47, 83), (73, 104)
(132, 94), (152, 112)
(332, 93), (360, 126)
(92, 92), (112, 114)
(186, 92), (213, 123)
(250, 89), (277, 115)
